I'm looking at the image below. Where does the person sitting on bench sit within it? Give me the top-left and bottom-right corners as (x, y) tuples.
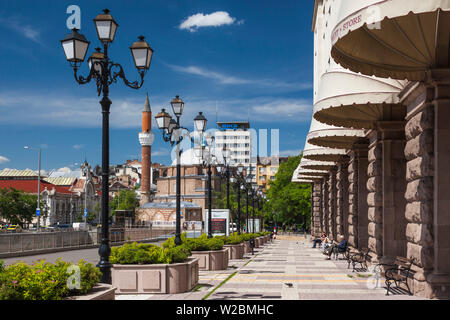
(324, 235), (347, 260)
(312, 233), (327, 248)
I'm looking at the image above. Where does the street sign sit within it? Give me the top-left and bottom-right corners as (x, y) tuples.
(36, 208), (41, 216)
(84, 208), (88, 218)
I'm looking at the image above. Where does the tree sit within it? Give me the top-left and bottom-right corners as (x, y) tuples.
(213, 180), (259, 229)
(109, 189), (139, 216)
(0, 188), (42, 227)
(265, 154), (311, 230)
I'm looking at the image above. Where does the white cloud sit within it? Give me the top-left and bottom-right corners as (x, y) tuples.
(152, 149), (170, 157)
(0, 156), (10, 164)
(179, 11), (238, 32)
(0, 16), (41, 43)
(168, 64), (312, 90)
(0, 91), (312, 128)
(277, 149), (302, 157)
(73, 144), (84, 150)
(169, 65), (250, 85)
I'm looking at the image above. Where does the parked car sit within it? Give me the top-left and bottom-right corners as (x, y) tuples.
(229, 223), (237, 233)
(6, 225), (22, 232)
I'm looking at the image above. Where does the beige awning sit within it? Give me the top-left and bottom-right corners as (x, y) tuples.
(302, 124), (347, 162)
(301, 159), (336, 171)
(312, 0), (406, 129)
(331, 0), (450, 81)
(307, 115), (366, 148)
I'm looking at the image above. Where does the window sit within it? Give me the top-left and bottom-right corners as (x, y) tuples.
(270, 176), (276, 180)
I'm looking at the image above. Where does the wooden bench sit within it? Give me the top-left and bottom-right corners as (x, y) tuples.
(347, 247), (370, 272)
(383, 256), (415, 296)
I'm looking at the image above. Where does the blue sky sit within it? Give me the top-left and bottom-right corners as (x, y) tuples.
(0, 0), (314, 172)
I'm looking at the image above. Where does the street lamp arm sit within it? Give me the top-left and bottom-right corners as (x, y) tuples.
(109, 62), (145, 89)
(73, 65), (97, 85)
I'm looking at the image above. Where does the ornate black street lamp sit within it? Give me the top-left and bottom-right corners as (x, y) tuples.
(230, 164), (244, 235)
(196, 132), (218, 238)
(216, 147), (234, 229)
(60, 9), (153, 284)
(154, 98), (203, 246)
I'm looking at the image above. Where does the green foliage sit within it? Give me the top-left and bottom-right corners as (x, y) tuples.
(212, 180), (260, 228)
(109, 189), (139, 216)
(0, 188), (43, 227)
(239, 233), (259, 241)
(215, 233), (244, 245)
(110, 243), (171, 265)
(110, 239), (191, 265)
(265, 154), (311, 229)
(185, 234), (224, 251)
(0, 258), (100, 300)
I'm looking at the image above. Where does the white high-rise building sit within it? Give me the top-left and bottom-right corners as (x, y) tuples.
(214, 121), (257, 182)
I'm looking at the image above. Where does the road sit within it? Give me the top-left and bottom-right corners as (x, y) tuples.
(0, 231), (202, 266)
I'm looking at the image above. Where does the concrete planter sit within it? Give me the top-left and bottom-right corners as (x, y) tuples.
(111, 257), (199, 294)
(243, 241), (251, 253)
(254, 237), (260, 248)
(224, 243), (245, 260)
(191, 248), (229, 271)
(65, 284), (116, 300)
(259, 236), (266, 245)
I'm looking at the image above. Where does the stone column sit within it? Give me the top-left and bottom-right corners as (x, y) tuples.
(321, 176), (329, 236)
(328, 168), (337, 241)
(336, 158), (349, 240)
(367, 130), (383, 262)
(401, 71), (450, 298)
(379, 121), (408, 264)
(312, 181), (322, 237)
(347, 144), (369, 250)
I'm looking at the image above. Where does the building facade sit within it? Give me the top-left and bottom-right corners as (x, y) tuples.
(214, 121), (257, 182)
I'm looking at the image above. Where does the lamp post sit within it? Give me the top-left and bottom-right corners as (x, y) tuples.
(230, 164), (244, 235)
(196, 132), (217, 239)
(154, 99), (203, 245)
(61, 9), (153, 284)
(24, 146), (41, 230)
(216, 147), (233, 230)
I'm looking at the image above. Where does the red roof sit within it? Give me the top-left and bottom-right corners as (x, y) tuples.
(0, 179), (72, 195)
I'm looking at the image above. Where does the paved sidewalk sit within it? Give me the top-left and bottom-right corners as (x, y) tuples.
(116, 239), (428, 300)
(116, 248), (262, 300)
(206, 239), (427, 300)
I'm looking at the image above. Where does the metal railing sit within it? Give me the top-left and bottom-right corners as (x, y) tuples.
(0, 227), (176, 256)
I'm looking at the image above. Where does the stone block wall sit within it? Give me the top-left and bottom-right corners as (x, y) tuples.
(403, 84), (435, 297)
(312, 182), (322, 237)
(328, 169), (337, 241)
(336, 159), (349, 240)
(321, 177), (329, 237)
(367, 131), (383, 262)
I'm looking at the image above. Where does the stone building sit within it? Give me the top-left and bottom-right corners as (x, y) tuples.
(292, 0), (450, 299)
(153, 162), (222, 222)
(0, 167), (100, 226)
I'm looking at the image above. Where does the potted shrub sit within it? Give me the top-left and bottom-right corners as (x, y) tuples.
(0, 259), (113, 300)
(185, 235), (229, 271)
(110, 238), (198, 294)
(216, 234), (245, 260)
(240, 233), (257, 253)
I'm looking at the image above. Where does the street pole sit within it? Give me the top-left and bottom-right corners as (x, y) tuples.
(37, 148), (41, 230)
(207, 163), (212, 238)
(252, 191), (255, 234)
(246, 187), (249, 233)
(98, 92), (112, 284)
(175, 121), (182, 246)
(236, 180), (241, 235)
